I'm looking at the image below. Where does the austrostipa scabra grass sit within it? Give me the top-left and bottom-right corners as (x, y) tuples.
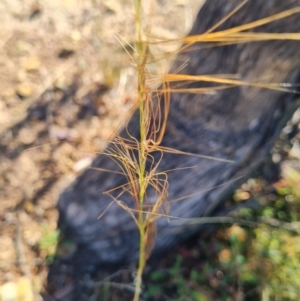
(93, 1), (300, 300)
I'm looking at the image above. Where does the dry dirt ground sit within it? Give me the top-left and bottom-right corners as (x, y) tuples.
(0, 0), (204, 300)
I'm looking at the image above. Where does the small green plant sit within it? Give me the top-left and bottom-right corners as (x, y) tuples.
(37, 224), (60, 262)
(252, 170), (300, 300)
(228, 169), (300, 300)
(146, 255), (209, 301)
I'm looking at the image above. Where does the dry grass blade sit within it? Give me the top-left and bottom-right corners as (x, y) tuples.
(162, 74), (299, 93)
(148, 6), (300, 45)
(157, 146), (235, 163)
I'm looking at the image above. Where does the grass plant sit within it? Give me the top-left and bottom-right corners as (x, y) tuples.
(100, 1), (300, 300)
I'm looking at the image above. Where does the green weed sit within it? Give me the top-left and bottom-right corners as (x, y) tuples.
(37, 224), (60, 262)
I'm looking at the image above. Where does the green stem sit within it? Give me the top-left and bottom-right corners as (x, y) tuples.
(133, 0), (148, 300)
(133, 224), (146, 301)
